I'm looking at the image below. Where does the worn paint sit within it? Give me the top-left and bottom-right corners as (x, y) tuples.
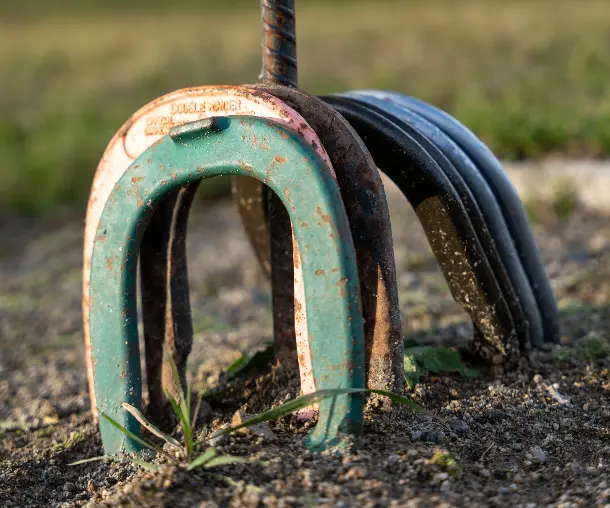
(89, 116), (365, 453)
(83, 85), (333, 419)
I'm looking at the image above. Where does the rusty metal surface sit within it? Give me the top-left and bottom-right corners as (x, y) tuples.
(246, 84), (404, 397)
(83, 85), (334, 420)
(89, 115), (366, 453)
(260, 0), (297, 87)
(324, 95), (520, 368)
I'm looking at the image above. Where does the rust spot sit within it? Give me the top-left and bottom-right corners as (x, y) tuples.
(335, 277), (348, 298)
(274, 155), (287, 164)
(197, 166), (206, 173)
(283, 188), (291, 201)
(120, 371), (127, 379)
(105, 257), (113, 272)
(238, 160), (254, 172)
(332, 267), (339, 273)
(131, 176), (144, 207)
(301, 222), (309, 228)
(314, 206), (332, 224)
(315, 269), (326, 276)
(252, 134), (270, 151)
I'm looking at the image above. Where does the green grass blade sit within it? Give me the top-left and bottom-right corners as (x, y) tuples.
(366, 388), (425, 412)
(100, 411), (161, 455)
(121, 403), (182, 450)
(191, 389), (205, 430)
(165, 350), (186, 404)
(186, 448), (217, 471)
(204, 455), (248, 469)
(186, 384), (192, 425)
(211, 388), (423, 440)
(225, 345), (274, 380)
(165, 390), (193, 459)
(129, 458), (161, 472)
(69, 455), (120, 466)
(224, 355), (247, 375)
(214, 389), (343, 437)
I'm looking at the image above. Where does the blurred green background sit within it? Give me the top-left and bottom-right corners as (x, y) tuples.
(2, 0), (610, 215)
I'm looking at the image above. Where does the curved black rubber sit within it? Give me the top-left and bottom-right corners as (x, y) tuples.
(353, 90), (560, 345)
(322, 95), (519, 366)
(341, 92), (544, 350)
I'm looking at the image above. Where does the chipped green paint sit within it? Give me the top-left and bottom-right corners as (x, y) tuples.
(88, 116), (365, 454)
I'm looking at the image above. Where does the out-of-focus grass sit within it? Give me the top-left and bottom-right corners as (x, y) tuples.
(2, 0), (610, 214)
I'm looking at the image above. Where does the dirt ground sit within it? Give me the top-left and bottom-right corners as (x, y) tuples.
(0, 178), (609, 507)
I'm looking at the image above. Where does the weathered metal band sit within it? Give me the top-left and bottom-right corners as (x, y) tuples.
(344, 91), (544, 351)
(324, 96), (519, 367)
(83, 86), (336, 420)
(89, 116), (366, 454)
(369, 92), (561, 345)
(237, 84), (404, 397)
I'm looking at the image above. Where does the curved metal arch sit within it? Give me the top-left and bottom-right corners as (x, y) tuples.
(323, 96), (519, 367)
(88, 116), (365, 454)
(356, 90), (560, 345)
(340, 92), (544, 351)
(83, 85), (335, 420)
(233, 83), (404, 396)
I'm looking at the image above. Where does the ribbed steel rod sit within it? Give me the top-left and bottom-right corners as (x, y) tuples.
(261, 0), (300, 357)
(261, 0), (298, 87)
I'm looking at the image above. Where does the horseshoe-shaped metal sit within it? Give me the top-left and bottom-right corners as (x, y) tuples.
(88, 116), (366, 454)
(354, 91), (560, 345)
(83, 86), (336, 421)
(322, 95), (519, 366)
(233, 83), (404, 395)
(340, 92), (544, 351)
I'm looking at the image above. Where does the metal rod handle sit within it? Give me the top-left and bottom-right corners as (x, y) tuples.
(261, 0), (297, 87)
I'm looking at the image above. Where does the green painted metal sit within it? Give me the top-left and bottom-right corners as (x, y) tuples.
(88, 116), (366, 455)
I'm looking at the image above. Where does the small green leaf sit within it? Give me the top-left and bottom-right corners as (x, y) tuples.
(403, 344), (478, 389)
(431, 449), (462, 479)
(225, 344), (274, 380)
(121, 403), (181, 450)
(186, 448), (218, 471)
(404, 352), (423, 390)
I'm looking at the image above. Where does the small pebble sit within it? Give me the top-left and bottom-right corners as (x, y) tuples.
(531, 446), (546, 463)
(533, 374), (544, 384)
(450, 419), (470, 434)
